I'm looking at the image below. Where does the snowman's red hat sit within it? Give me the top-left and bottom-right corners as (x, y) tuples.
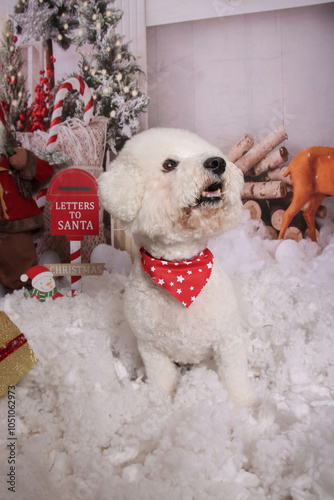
(21, 265), (53, 286)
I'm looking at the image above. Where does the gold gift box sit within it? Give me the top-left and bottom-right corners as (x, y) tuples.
(0, 311), (37, 398)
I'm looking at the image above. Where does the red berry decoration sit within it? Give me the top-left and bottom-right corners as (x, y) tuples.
(12, 36), (18, 43)
(19, 113), (26, 121)
(27, 62), (55, 132)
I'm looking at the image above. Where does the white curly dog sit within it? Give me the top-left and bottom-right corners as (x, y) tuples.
(99, 128), (258, 406)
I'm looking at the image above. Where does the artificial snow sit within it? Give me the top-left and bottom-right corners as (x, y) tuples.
(1, 201), (334, 500)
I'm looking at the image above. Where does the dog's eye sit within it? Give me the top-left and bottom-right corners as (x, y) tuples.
(162, 159), (178, 172)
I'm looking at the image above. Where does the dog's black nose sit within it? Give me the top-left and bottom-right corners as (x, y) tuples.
(204, 157), (226, 176)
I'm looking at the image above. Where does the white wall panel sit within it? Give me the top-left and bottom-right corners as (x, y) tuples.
(146, 0), (334, 27)
(147, 3), (334, 157)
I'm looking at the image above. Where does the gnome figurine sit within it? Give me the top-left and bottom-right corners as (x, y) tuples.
(21, 265), (63, 301)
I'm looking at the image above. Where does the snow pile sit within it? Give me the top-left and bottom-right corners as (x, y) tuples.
(1, 203), (334, 499)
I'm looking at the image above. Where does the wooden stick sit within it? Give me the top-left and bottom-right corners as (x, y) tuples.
(242, 180), (287, 200)
(248, 147), (289, 177)
(235, 125), (288, 174)
(226, 134), (254, 163)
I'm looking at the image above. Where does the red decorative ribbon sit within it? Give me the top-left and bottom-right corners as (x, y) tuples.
(0, 333), (27, 363)
(0, 102), (6, 126)
(140, 247), (214, 308)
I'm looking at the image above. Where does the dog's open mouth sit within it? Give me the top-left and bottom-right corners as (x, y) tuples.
(196, 181), (223, 205)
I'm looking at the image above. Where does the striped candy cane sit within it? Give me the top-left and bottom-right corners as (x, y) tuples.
(70, 240), (82, 295)
(47, 75), (94, 151)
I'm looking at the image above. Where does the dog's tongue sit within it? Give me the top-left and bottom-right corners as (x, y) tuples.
(203, 188), (221, 197)
(201, 185), (222, 198)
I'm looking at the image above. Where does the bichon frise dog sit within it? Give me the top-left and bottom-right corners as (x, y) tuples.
(98, 128), (258, 406)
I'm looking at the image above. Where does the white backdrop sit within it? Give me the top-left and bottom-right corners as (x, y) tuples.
(1, 1), (333, 157)
(147, 3), (334, 157)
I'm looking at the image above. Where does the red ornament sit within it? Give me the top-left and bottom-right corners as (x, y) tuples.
(19, 113), (26, 121)
(12, 36), (18, 43)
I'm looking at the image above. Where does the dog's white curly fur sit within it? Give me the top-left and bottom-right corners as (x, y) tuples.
(99, 128), (258, 406)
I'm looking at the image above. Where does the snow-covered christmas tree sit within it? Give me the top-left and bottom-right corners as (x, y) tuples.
(0, 20), (29, 131)
(10, 0), (149, 153)
(65, 0), (150, 153)
(13, 0), (79, 88)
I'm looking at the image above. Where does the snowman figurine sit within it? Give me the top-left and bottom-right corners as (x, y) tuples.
(21, 266), (63, 301)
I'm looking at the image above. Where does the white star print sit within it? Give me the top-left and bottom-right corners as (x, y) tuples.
(170, 282), (174, 287)
(167, 270), (171, 273)
(158, 279), (165, 285)
(190, 286), (194, 290)
(161, 261), (168, 265)
(182, 302), (187, 306)
(177, 275), (185, 282)
(191, 296), (196, 301)
(151, 266), (156, 272)
(177, 289), (182, 294)
(198, 269), (202, 273)
(187, 270), (192, 275)
(207, 262), (213, 269)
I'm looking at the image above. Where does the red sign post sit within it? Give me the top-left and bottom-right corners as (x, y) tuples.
(46, 168), (100, 293)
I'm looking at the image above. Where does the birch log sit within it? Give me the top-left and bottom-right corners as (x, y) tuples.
(248, 146), (289, 177)
(226, 134), (254, 163)
(270, 205), (285, 230)
(243, 200), (262, 220)
(283, 226), (303, 242)
(316, 205), (327, 219)
(235, 125), (288, 174)
(266, 226), (278, 239)
(242, 180), (287, 200)
(263, 166), (292, 185)
(304, 228), (320, 240)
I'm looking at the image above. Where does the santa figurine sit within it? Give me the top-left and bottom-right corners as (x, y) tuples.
(20, 265), (63, 301)
(0, 104), (54, 293)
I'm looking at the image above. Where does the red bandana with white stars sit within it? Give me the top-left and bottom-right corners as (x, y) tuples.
(140, 248), (214, 308)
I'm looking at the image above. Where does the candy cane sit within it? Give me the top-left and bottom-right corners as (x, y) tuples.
(47, 75), (93, 151)
(70, 240), (82, 295)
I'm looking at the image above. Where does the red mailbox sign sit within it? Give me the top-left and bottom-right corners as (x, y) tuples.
(46, 168), (100, 241)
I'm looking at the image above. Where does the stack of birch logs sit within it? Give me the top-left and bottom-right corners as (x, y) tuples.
(226, 124), (326, 241)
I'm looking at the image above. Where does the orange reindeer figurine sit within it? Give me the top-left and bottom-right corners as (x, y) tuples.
(278, 146), (334, 242)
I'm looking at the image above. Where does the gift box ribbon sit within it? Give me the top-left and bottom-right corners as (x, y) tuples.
(0, 333), (27, 363)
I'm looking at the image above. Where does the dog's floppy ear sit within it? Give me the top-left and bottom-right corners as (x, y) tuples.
(98, 160), (144, 222)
